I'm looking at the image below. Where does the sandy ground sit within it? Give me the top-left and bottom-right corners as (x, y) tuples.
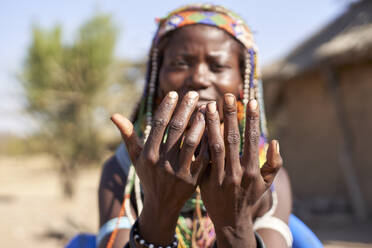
(0, 154), (371, 248)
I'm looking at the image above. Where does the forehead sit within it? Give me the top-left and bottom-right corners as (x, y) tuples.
(162, 24), (241, 56)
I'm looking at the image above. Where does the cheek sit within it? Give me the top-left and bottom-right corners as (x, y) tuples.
(215, 71), (242, 98)
(158, 68), (187, 98)
(215, 72), (242, 119)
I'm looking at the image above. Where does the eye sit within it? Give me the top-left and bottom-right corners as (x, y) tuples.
(210, 62), (229, 72)
(170, 58), (189, 68)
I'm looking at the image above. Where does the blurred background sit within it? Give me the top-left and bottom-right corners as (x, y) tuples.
(1, 0), (371, 247)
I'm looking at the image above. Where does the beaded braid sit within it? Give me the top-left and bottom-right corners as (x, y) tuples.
(239, 47), (269, 164)
(127, 47), (159, 225)
(143, 48), (159, 140)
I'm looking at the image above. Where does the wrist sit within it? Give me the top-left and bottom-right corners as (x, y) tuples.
(215, 217), (256, 248)
(130, 220), (178, 248)
(137, 201), (180, 245)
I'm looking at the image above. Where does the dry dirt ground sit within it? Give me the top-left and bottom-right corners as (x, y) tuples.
(0, 154), (371, 248)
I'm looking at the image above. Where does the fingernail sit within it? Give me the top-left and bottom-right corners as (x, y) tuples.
(207, 101), (216, 113)
(276, 141), (280, 153)
(199, 104), (206, 114)
(188, 91), (198, 99)
(225, 94), (235, 106)
(249, 99), (258, 110)
(168, 91), (177, 99)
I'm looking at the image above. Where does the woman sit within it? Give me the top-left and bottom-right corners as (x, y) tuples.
(98, 4), (293, 248)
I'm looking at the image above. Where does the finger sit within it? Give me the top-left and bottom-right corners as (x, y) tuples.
(192, 132), (210, 185)
(143, 91), (178, 161)
(206, 101), (225, 184)
(163, 91), (199, 153)
(178, 106), (206, 175)
(242, 99), (260, 173)
(261, 140), (282, 186)
(111, 113), (142, 164)
(223, 94), (241, 176)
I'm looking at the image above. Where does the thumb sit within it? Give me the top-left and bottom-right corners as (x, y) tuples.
(260, 140), (282, 186)
(111, 113), (142, 164)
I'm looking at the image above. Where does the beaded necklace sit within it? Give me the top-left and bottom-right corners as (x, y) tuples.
(106, 4), (268, 248)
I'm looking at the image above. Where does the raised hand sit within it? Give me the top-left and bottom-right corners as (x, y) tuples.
(200, 94), (282, 247)
(111, 91), (208, 245)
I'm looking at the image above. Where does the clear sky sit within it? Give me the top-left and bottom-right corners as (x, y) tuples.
(0, 0), (350, 135)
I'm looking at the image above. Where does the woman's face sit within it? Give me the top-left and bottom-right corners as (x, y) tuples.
(158, 24), (243, 116)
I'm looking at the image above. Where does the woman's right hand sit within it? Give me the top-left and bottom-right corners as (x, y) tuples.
(111, 91), (207, 246)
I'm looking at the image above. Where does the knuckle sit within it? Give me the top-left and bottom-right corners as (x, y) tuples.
(163, 101), (175, 110)
(231, 176), (241, 186)
(152, 118), (166, 129)
(206, 114), (219, 125)
(229, 169), (243, 185)
(248, 129), (260, 145)
(248, 115), (259, 121)
(145, 152), (158, 164)
(248, 108), (260, 119)
(272, 156), (283, 168)
(175, 172), (194, 185)
(211, 143), (224, 154)
(184, 135), (199, 149)
(224, 105), (236, 115)
(243, 168), (259, 181)
(227, 130), (240, 144)
(169, 119), (184, 131)
(185, 98), (195, 107)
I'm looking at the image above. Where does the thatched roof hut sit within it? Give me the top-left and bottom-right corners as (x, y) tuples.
(262, 0), (372, 220)
(263, 0), (372, 81)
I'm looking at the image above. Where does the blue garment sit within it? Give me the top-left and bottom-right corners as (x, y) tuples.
(65, 233), (96, 248)
(290, 215), (323, 248)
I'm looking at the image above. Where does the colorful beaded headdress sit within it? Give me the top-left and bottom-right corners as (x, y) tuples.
(107, 4), (269, 248)
(154, 4), (255, 49)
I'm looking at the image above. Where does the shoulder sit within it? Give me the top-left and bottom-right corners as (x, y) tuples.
(99, 143), (132, 192)
(97, 145), (135, 248)
(98, 155), (127, 225)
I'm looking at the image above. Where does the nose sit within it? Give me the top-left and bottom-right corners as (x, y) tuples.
(187, 63), (212, 90)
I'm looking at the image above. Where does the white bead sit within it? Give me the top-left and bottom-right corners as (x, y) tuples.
(139, 239), (145, 245)
(149, 244), (154, 248)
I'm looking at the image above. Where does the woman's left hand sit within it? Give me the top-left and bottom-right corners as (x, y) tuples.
(200, 94), (282, 247)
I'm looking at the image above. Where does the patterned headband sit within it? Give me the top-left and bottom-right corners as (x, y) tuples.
(153, 4), (256, 50)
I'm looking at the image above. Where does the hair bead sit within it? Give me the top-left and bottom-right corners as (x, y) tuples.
(143, 47), (159, 141)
